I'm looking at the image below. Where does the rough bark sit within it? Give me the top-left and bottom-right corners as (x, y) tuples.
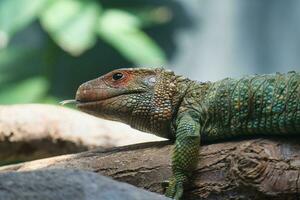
(0, 104), (163, 164)
(1, 138), (299, 200)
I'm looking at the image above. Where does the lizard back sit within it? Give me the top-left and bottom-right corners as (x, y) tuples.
(196, 71), (300, 141)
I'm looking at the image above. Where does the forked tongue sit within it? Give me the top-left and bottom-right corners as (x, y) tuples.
(60, 99), (77, 105)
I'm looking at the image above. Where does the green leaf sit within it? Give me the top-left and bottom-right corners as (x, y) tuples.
(0, 0), (49, 48)
(40, 0), (101, 56)
(0, 77), (49, 104)
(97, 9), (166, 65)
(124, 6), (172, 27)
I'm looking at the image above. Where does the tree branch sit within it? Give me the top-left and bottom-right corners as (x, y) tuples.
(1, 138), (299, 199)
(0, 104), (162, 164)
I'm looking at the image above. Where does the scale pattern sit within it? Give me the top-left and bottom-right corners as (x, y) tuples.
(75, 68), (300, 200)
(200, 72), (300, 141)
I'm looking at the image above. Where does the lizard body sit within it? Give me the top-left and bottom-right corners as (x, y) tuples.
(75, 68), (300, 199)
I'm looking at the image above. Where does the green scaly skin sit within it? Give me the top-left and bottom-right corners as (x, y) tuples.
(75, 68), (300, 199)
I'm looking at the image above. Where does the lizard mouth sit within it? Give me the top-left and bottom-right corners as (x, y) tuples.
(60, 93), (134, 107)
(75, 99), (104, 107)
(74, 89), (145, 108)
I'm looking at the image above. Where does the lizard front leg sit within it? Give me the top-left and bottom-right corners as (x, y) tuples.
(165, 114), (201, 199)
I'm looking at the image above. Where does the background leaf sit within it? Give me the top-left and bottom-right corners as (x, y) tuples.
(0, 0), (49, 48)
(40, 0), (101, 56)
(0, 0), (171, 105)
(124, 6), (172, 28)
(97, 9), (166, 65)
(0, 77), (49, 104)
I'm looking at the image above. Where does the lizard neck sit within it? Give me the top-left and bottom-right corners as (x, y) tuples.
(129, 73), (192, 139)
(171, 80), (213, 131)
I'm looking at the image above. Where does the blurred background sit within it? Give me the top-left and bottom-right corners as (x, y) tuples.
(0, 0), (300, 104)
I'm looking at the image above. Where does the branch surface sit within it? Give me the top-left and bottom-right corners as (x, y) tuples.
(1, 138), (299, 199)
(0, 104), (162, 163)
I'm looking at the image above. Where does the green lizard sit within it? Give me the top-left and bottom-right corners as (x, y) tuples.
(70, 68), (300, 199)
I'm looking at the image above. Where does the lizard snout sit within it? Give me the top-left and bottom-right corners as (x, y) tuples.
(75, 78), (116, 103)
(75, 81), (99, 103)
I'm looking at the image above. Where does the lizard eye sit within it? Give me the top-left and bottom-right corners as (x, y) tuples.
(112, 72), (124, 81)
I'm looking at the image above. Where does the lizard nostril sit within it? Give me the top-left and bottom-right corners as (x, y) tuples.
(76, 83), (89, 101)
(75, 89), (81, 101)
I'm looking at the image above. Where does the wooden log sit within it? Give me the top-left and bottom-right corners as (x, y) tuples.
(0, 104), (163, 164)
(1, 138), (299, 199)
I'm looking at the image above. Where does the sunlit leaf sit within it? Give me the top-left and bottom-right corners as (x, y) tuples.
(125, 6), (173, 27)
(97, 9), (166, 65)
(0, 0), (49, 48)
(40, 0), (101, 56)
(0, 77), (49, 104)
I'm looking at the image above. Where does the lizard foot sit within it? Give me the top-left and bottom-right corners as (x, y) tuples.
(164, 176), (185, 200)
(161, 180), (170, 193)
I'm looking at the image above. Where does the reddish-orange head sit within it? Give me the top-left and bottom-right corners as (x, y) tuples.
(75, 68), (181, 138)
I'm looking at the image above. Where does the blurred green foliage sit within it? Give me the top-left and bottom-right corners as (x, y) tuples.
(0, 0), (171, 104)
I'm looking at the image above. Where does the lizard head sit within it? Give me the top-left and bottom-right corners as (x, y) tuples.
(75, 68), (185, 138)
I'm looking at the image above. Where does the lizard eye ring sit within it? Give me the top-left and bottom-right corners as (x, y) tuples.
(112, 72), (124, 81)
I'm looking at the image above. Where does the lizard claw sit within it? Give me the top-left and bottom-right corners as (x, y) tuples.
(161, 180), (170, 193)
(164, 177), (184, 200)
